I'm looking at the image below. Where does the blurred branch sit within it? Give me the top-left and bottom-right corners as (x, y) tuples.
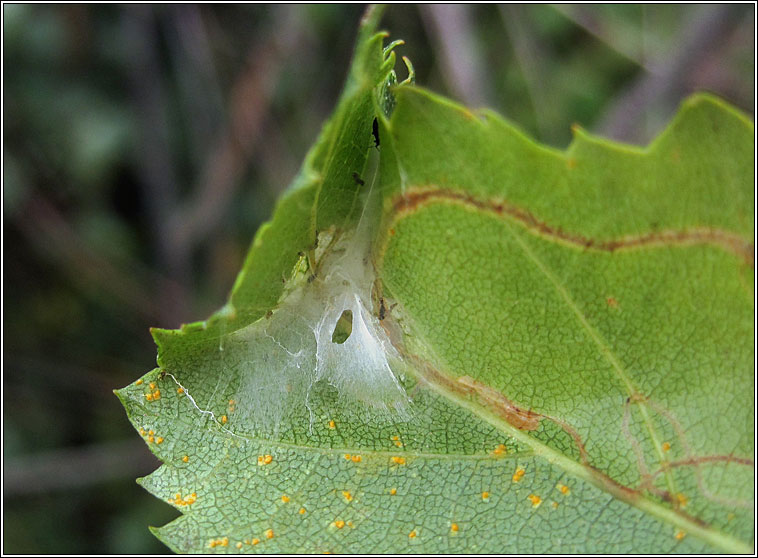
(167, 5), (225, 167)
(550, 4), (654, 71)
(122, 6), (188, 324)
(3, 440), (159, 497)
(597, 4), (744, 142)
(167, 6), (305, 253)
(419, 4), (491, 107)
(11, 193), (183, 330)
(498, 5), (553, 141)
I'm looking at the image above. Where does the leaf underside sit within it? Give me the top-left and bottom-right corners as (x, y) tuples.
(116, 7), (754, 554)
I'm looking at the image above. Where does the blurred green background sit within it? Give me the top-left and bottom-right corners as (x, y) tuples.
(3, 4), (753, 554)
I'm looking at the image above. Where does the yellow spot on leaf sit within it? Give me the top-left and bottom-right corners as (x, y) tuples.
(528, 494), (542, 508)
(552, 501), (559, 509)
(391, 456), (406, 465)
(135, 379), (143, 385)
(235, 542), (242, 549)
(328, 420), (336, 429)
(145, 393), (153, 401)
(676, 493), (688, 508)
(342, 490), (352, 502)
(281, 494), (290, 503)
(662, 441), (671, 452)
(149, 382), (156, 390)
(148, 430), (155, 436)
(265, 529), (274, 539)
(512, 468), (525, 482)
(139, 428), (146, 436)
(389, 488), (397, 495)
(675, 531), (686, 541)
(344, 454), (351, 460)
(147, 436), (155, 443)
(251, 538), (260, 545)
(492, 443), (507, 456)
(155, 437), (164, 444)
(557, 484), (570, 495)
(153, 389), (160, 399)
(221, 415), (228, 424)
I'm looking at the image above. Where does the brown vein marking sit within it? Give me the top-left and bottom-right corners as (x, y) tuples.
(623, 393), (755, 510)
(391, 188), (754, 267)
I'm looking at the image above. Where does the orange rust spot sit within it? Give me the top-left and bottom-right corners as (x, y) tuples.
(236, 542), (243, 549)
(408, 529), (417, 538)
(342, 490), (353, 502)
(492, 443), (507, 456)
(512, 468), (525, 483)
(182, 455), (189, 463)
(334, 520), (345, 529)
(391, 456), (406, 465)
(450, 523), (459, 533)
(389, 228), (396, 236)
(551, 501), (559, 509)
(481, 491), (490, 500)
(265, 529), (274, 539)
(675, 530), (686, 541)
(675, 492), (688, 508)
(145, 393), (154, 402)
(177, 387), (184, 394)
(344, 454), (352, 460)
(147, 436), (155, 443)
(351, 455), (362, 463)
(155, 437), (164, 444)
(662, 441), (671, 452)
(221, 415), (228, 424)
(299, 507), (306, 515)
(328, 420), (336, 429)
(251, 538), (260, 545)
(606, 296), (619, 308)
(149, 382), (156, 390)
(139, 428), (146, 436)
(281, 495), (290, 503)
(135, 379), (143, 385)
(389, 488), (397, 495)
(528, 494), (542, 508)
(557, 484), (570, 495)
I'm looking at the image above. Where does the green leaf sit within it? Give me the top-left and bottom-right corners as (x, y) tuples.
(116, 8), (754, 554)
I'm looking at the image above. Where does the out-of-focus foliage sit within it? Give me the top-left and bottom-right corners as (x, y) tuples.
(3, 4), (753, 554)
